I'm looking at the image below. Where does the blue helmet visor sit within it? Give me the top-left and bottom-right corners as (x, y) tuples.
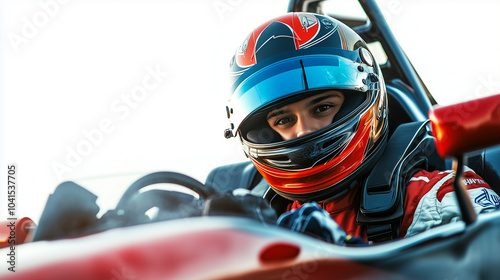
(227, 54), (374, 135)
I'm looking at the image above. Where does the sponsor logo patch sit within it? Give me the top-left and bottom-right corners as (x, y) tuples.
(474, 188), (500, 208)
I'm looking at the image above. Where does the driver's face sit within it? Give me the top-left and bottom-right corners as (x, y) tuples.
(266, 90), (345, 141)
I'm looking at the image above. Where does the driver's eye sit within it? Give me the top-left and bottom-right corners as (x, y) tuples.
(276, 117), (293, 126)
(314, 104), (332, 113)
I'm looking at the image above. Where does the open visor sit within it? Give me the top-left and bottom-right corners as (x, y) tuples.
(227, 54), (377, 135)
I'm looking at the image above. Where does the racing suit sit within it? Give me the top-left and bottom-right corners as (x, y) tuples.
(287, 167), (500, 242)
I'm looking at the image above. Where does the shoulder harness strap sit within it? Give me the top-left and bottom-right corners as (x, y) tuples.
(357, 120), (445, 242)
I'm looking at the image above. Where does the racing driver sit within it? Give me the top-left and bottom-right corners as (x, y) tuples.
(223, 12), (499, 243)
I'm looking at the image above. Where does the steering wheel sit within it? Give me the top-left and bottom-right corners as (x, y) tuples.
(107, 171), (215, 225)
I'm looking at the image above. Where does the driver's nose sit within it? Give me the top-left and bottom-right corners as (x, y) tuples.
(294, 116), (315, 138)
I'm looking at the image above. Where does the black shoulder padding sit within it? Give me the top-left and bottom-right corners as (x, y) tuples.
(205, 161), (263, 194)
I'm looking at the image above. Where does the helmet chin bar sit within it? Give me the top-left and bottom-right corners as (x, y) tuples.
(267, 124), (388, 202)
(243, 111), (357, 170)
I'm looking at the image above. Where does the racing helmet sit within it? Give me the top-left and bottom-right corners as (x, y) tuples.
(225, 12), (388, 202)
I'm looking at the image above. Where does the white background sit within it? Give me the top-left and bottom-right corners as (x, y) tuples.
(1, 0), (499, 222)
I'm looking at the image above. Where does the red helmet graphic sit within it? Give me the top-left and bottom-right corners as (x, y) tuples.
(225, 12), (388, 202)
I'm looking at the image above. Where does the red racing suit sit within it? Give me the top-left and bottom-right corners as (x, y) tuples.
(288, 167), (500, 241)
